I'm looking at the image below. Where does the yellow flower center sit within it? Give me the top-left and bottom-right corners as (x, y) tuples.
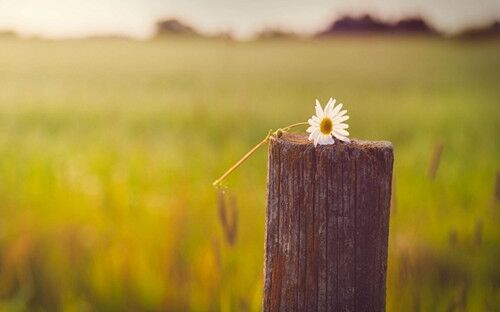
(320, 117), (333, 135)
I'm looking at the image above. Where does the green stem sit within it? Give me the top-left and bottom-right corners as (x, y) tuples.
(281, 121), (309, 132)
(212, 122), (308, 187)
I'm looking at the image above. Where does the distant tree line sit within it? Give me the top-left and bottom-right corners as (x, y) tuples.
(154, 15), (500, 40)
(316, 15), (439, 36)
(1, 15), (499, 41)
(155, 19), (199, 37)
(154, 18), (232, 40)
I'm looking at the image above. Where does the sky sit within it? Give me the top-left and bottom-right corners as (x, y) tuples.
(0, 0), (499, 39)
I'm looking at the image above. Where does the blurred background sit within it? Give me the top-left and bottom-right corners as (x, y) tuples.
(0, 0), (499, 311)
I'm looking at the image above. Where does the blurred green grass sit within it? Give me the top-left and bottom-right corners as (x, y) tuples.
(0, 36), (499, 311)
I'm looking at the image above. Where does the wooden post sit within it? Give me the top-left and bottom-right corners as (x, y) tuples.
(263, 133), (393, 312)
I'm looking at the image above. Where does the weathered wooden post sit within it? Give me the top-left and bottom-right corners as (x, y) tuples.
(263, 133), (393, 311)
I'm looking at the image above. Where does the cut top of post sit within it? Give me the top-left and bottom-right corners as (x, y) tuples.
(270, 132), (393, 152)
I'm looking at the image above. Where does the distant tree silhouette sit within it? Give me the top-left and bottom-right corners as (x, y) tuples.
(392, 18), (438, 34)
(317, 14), (438, 36)
(155, 19), (199, 37)
(458, 21), (500, 39)
(321, 15), (391, 34)
(0, 30), (18, 38)
(256, 28), (298, 40)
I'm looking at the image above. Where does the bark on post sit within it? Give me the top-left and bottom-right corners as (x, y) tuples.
(263, 133), (393, 312)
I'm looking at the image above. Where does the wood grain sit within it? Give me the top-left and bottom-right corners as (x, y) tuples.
(263, 133), (393, 312)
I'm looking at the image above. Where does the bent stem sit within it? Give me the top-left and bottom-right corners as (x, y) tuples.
(280, 121), (309, 132)
(212, 122), (308, 187)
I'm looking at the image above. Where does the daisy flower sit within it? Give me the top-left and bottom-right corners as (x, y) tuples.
(307, 98), (350, 146)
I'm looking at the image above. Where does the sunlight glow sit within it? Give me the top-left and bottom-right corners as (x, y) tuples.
(0, 0), (498, 39)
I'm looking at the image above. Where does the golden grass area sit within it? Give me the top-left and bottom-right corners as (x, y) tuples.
(0, 37), (499, 311)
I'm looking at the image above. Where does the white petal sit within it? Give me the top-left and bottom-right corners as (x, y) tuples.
(318, 136), (326, 145)
(323, 135), (335, 145)
(316, 134), (334, 145)
(306, 126), (317, 133)
(334, 123), (349, 130)
(308, 117), (319, 127)
(333, 132), (350, 142)
(315, 99), (324, 118)
(331, 103), (343, 117)
(334, 110), (347, 119)
(308, 129), (319, 141)
(314, 134), (320, 146)
(312, 115), (320, 123)
(325, 98), (335, 115)
(324, 103), (332, 117)
(334, 128), (349, 136)
(334, 115), (349, 123)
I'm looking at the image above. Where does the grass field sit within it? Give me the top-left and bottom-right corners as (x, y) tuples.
(0, 36), (499, 311)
